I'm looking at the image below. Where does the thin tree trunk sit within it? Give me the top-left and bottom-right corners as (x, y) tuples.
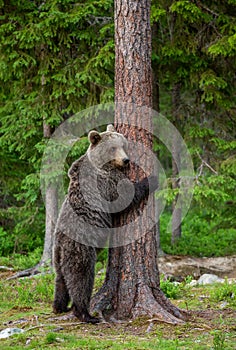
(41, 68), (58, 265)
(41, 122), (58, 265)
(152, 23), (160, 115)
(91, 0), (187, 324)
(152, 22), (161, 252)
(41, 184), (58, 264)
(7, 122), (58, 279)
(171, 82), (182, 245)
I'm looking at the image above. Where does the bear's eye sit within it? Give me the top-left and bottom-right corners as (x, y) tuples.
(110, 147), (116, 153)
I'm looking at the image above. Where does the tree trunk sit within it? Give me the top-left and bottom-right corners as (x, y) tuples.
(41, 157), (58, 264)
(91, 0), (187, 324)
(7, 122), (58, 279)
(41, 70), (59, 265)
(171, 82), (182, 245)
(41, 186), (58, 264)
(152, 22), (161, 252)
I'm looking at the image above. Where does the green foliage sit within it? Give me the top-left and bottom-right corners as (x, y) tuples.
(157, 123), (236, 255)
(0, 227), (13, 256)
(45, 332), (58, 344)
(97, 247), (108, 263)
(160, 275), (193, 299)
(0, 247), (42, 270)
(209, 279), (236, 307)
(152, 0), (236, 107)
(170, 1), (208, 23)
(151, 0), (236, 254)
(160, 275), (182, 299)
(160, 212), (236, 257)
(199, 70), (228, 104)
(212, 331), (226, 350)
(0, 0), (236, 260)
(151, 5), (166, 23)
(0, 272), (54, 312)
(0, 0), (114, 257)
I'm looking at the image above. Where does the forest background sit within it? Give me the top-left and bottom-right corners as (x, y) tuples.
(0, 0), (235, 269)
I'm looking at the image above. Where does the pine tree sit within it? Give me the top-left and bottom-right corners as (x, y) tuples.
(91, 0), (187, 323)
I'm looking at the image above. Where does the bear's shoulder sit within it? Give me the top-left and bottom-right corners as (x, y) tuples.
(68, 154), (88, 180)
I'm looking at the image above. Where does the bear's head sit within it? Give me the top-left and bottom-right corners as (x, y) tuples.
(87, 125), (130, 170)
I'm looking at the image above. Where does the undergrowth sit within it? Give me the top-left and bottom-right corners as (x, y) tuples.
(0, 271), (235, 349)
(160, 213), (236, 257)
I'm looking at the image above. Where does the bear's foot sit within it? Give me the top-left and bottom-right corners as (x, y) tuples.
(75, 311), (100, 324)
(84, 315), (100, 324)
(72, 306), (100, 324)
(53, 302), (70, 314)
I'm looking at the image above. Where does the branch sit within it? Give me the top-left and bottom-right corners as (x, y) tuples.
(26, 322), (84, 332)
(196, 152), (218, 177)
(6, 262), (52, 280)
(196, 1), (219, 18)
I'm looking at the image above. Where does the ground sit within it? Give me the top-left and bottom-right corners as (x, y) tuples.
(158, 255), (236, 280)
(0, 268), (235, 349)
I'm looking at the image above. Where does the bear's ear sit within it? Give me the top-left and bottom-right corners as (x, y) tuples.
(107, 124), (115, 132)
(88, 130), (101, 145)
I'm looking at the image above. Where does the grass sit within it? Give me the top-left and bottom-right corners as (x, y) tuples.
(0, 247), (43, 271)
(0, 270), (235, 349)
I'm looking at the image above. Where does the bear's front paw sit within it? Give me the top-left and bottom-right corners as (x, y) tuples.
(148, 175), (159, 193)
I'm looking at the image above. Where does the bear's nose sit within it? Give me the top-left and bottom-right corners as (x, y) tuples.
(123, 158), (130, 165)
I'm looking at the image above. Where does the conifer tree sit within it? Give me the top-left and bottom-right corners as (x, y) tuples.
(91, 0), (187, 323)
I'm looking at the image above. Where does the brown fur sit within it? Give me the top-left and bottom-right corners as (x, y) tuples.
(53, 126), (158, 323)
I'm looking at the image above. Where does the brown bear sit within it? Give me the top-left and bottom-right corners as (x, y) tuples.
(53, 125), (158, 323)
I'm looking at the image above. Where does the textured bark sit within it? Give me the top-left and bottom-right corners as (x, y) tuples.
(114, 0), (152, 106)
(41, 121), (59, 264)
(42, 181), (58, 263)
(91, 0), (187, 324)
(41, 67), (58, 264)
(171, 82), (182, 245)
(152, 21), (161, 251)
(152, 22), (160, 114)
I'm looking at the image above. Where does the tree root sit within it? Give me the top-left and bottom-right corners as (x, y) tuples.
(6, 261), (53, 280)
(91, 281), (189, 325)
(131, 284), (187, 325)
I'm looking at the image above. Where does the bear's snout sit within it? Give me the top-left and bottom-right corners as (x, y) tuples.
(122, 158), (130, 165)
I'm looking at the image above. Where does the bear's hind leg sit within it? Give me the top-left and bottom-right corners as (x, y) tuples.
(65, 257), (99, 323)
(70, 271), (100, 323)
(53, 273), (70, 314)
(72, 302), (99, 324)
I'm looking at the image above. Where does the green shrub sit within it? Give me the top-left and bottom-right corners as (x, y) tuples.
(160, 212), (236, 257)
(209, 280), (236, 307)
(160, 276), (181, 299)
(0, 247), (42, 270)
(0, 226), (15, 255)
